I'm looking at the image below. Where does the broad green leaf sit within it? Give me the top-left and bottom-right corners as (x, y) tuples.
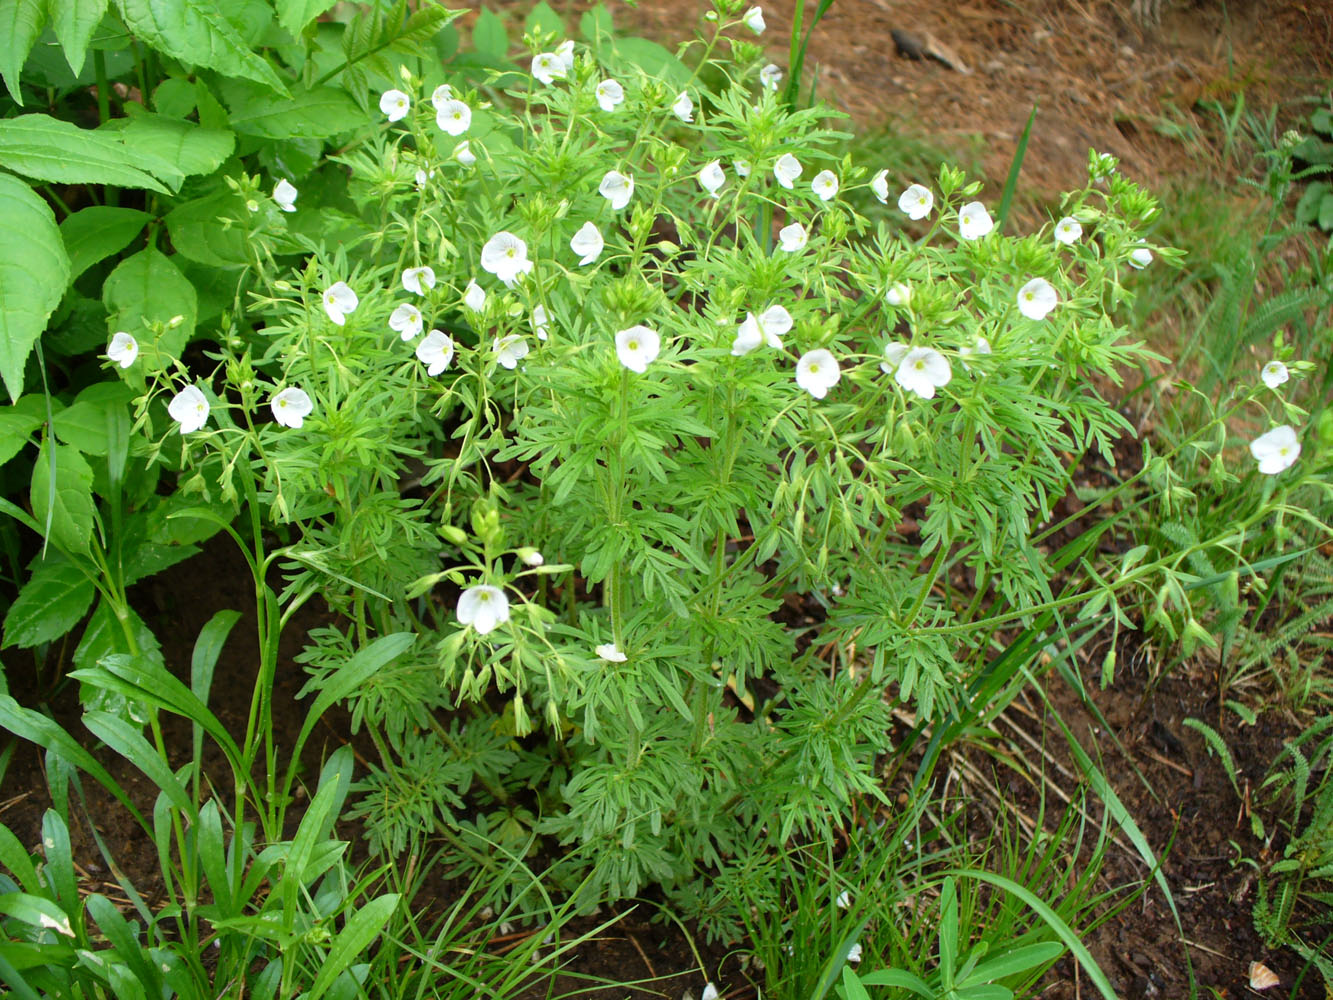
(579, 4), (613, 44)
(472, 7), (507, 60)
(49, 0), (109, 75)
(59, 206), (150, 282)
(102, 248), (197, 359)
(72, 600), (164, 674)
(164, 190), (251, 269)
(525, 1), (563, 38)
(278, 0), (335, 37)
(0, 892), (73, 938)
(306, 895), (399, 1000)
(0, 115), (170, 192)
(105, 110), (235, 190)
(608, 36), (690, 87)
(0, 0), (46, 104)
(52, 381), (133, 456)
(152, 77), (196, 118)
(0, 398), (42, 466)
(219, 79), (363, 139)
(84, 710), (194, 815)
(0, 173), (70, 401)
(1319, 191), (1333, 231)
(2, 551), (94, 649)
(111, 0), (289, 95)
(30, 441), (94, 554)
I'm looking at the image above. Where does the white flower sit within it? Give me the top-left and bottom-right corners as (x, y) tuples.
(672, 91), (694, 122)
(732, 304), (793, 355)
(518, 548), (544, 567)
(885, 283), (910, 307)
(871, 169), (889, 204)
(436, 99), (471, 136)
(595, 642), (627, 662)
(414, 168), (434, 189)
(430, 83), (454, 111)
(1054, 216), (1082, 244)
(571, 221), (604, 265)
(734, 158), (752, 177)
(1016, 277), (1058, 321)
(774, 153), (802, 189)
(958, 201), (994, 240)
(454, 140), (476, 166)
(811, 169), (838, 202)
(600, 170), (635, 210)
(880, 341), (910, 375)
(481, 232), (533, 286)
(778, 222), (807, 252)
(700, 984), (720, 1000)
(416, 329), (455, 375)
(555, 40), (575, 71)
(898, 183), (933, 220)
(463, 280), (486, 312)
(1128, 245), (1153, 269)
(389, 302), (424, 341)
(796, 349), (840, 399)
(493, 335), (529, 370)
(107, 332), (138, 368)
(847, 942), (863, 964)
(1261, 360), (1289, 389)
(836, 890), (852, 909)
(1250, 425), (1300, 475)
(743, 5), (765, 33)
(958, 335), (992, 370)
(322, 281), (359, 325)
(596, 79), (625, 111)
(532, 304), (550, 341)
(273, 179), (297, 213)
(616, 325), (660, 373)
(457, 585), (510, 635)
(168, 386), (210, 434)
(532, 51), (567, 85)
(894, 346), (952, 399)
(270, 386), (313, 428)
(380, 89), (411, 122)
(402, 266), (436, 296)
(760, 63), (783, 91)
(698, 159), (726, 197)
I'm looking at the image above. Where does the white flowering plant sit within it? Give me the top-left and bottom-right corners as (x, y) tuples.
(40, 0), (1325, 945)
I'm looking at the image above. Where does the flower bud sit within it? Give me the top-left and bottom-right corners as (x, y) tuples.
(517, 547), (544, 567)
(440, 524), (468, 546)
(168, 315), (185, 328)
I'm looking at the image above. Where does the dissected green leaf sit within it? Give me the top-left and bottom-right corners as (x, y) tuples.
(2, 551), (95, 648)
(30, 441), (94, 554)
(111, 0), (289, 94)
(102, 248), (197, 360)
(59, 206), (151, 283)
(0, 0), (46, 104)
(50, 0), (109, 75)
(220, 79), (364, 139)
(0, 115), (170, 192)
(0, 173), (70, 401)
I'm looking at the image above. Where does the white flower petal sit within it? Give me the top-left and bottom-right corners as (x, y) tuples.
(796, 348), (840, 399)
(389, 302), (424, 341)
(402, 266), (436, 296)
(1261, 360), (1289, 389)
(895, 347), (952, 399)
(481, 231), (533, 287)
(322, 281), (359, 325)
(870, 169), (889, 204)
(436, 99), (471, 136)
(463, 280), (486, 312)
(1054, 216), (1082, 244)
(457, 585), (510, 634)
(168, 386), (210, 434)
(743, 5), (765, 33)
(615, 324), (660, 373)
(417, 329), (455, 376)
(1128, 245), (1153, 269)
(107, 332), (138, 368)
(599, 170), (634, 210)
(270, 386), (313, 428)
(774, 153), (801, 189)
(958, 201), (994, 240)
(1016, 277), (1058, 321)
(379, 89), (411, 122)
(493, 335), (529, 370)
(760, 63), (782, 91)
(672, 91), (694, 122)
(571, 221), (604, 265)
(778, 222), (807, 252)
(1249, 425), (1300, 475)
(596, 79), (625, 112)
(595, 642), (627, 662)
(273, 179), (297, 212)
(811, 169), (838, 202)
(898, 183), (933, 220)
(698, 159), (726, 197)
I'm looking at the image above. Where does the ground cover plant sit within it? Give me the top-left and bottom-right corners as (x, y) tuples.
(0, 0), (1330, 996)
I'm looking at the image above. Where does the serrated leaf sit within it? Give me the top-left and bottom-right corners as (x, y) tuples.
(102, 248), (197, 360)
(219, 79), (364, 139)
(0, 173), (70, 401)
(0, 400), (42, 466)
(30, 442), (94, 554)
(277, 0), (335, 37)
(0, 0), (47, 104)
(50, 0), (109, 75)
(164, 189), (251, 269)
(2, 552), (95, 648)
(112, 0), (289, 94)
(525, 1), (563, 38)
(104, 110), (235, 190)
(59, 206), (150, 283)
(51, 382), (132, 456)
(0, 115), (170, 192)
(472, 7), (507, 60)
